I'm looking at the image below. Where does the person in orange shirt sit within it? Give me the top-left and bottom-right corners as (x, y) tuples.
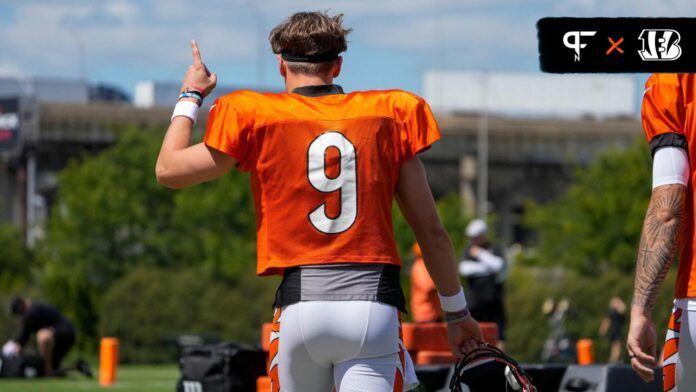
(627, 73), (695, 391)
(410, 243), (442, 323)
(156, 11), (482, 392)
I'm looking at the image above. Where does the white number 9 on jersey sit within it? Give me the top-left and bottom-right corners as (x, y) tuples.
(307, 132), (357, 234)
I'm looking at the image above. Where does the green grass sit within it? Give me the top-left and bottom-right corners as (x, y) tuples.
(0, 365), (179, 392)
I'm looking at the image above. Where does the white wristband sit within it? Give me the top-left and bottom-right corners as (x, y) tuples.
(438, 287), (468, 312)
(171, 101), (199, 124)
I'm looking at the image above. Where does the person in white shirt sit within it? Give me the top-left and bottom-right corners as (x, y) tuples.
(459, 220), (507, 349)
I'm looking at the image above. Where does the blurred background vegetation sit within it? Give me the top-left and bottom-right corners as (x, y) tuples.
(0, 131), (677, 363)
(506, 140), (675, 362)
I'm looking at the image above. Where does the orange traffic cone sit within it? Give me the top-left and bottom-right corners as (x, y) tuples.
(577, 339), (595, 365)
(99, 337), (119, 387)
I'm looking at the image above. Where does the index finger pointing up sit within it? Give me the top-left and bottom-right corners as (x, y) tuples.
(191, 39), (203, 65)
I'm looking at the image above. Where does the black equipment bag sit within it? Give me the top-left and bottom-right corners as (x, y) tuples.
(176, 342), (266, 392)
(0, 354), (45, 378)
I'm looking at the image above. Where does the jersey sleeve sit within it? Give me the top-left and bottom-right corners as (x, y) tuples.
(400, 97), (441, 161)
(203, 95), (255, 171)
(642, 74), (687, 157)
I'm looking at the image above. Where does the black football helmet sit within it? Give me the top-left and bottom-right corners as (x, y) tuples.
(449, 345), (537, 392)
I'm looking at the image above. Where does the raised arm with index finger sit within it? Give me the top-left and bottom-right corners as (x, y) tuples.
(155, 40), (235, 190)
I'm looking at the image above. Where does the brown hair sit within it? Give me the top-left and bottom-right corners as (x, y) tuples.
(269, 11), (351, 76)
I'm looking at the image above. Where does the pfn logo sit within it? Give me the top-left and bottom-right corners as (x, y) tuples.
(638, 29), (682, 61)
(563, 31), (597, 61)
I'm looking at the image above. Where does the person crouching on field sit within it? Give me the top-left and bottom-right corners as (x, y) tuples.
(4, 297), (91, 377)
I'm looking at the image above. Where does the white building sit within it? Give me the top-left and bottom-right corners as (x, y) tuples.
(423, 71), (637, 119)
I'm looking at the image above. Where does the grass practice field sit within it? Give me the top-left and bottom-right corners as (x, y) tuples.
(0, 365), (178, 392)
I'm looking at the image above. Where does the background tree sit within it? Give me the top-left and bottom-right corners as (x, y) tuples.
(0, 224), (32, 291)
(507, 139), (676, 362)
(37, 129), (268, 352)
(524, 140), (653, 275)
(99, 266), (276, 363)
(0, 224), (35, 341)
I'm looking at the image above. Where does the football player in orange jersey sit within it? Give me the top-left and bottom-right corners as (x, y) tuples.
(628, 73), (695, 391)
(156, 11), (483, 392)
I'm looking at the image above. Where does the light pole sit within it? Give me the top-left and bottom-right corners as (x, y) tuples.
(477, 73), (489, 219)
(13, 74), (38, 247)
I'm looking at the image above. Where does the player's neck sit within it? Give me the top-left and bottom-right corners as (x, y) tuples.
(285, 73), (334, 93)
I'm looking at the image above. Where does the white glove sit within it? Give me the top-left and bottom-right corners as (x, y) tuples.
(2, 341), (19, 357)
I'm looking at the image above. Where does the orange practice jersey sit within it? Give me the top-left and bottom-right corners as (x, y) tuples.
(203, 86), (441, 276)
(642, 74), (696, 298)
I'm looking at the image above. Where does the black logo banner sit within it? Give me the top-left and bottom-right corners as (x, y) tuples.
(538, 18), (696, 73)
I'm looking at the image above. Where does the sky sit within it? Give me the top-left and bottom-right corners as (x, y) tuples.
(0, 0), (694, 97)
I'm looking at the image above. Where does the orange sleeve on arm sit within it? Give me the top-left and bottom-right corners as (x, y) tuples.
(203, 96), (254, 171)
(400, 97), (442, 161)
(642, 74), (685, 142)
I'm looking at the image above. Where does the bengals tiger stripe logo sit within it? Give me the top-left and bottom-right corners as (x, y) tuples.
(638, 29), (682, 61)
(663, 307), (682, 392)
(269, 308), (282, 392)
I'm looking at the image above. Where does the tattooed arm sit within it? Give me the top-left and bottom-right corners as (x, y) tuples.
(628, 184), (686, 382)
(632, 184), (686, 311)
